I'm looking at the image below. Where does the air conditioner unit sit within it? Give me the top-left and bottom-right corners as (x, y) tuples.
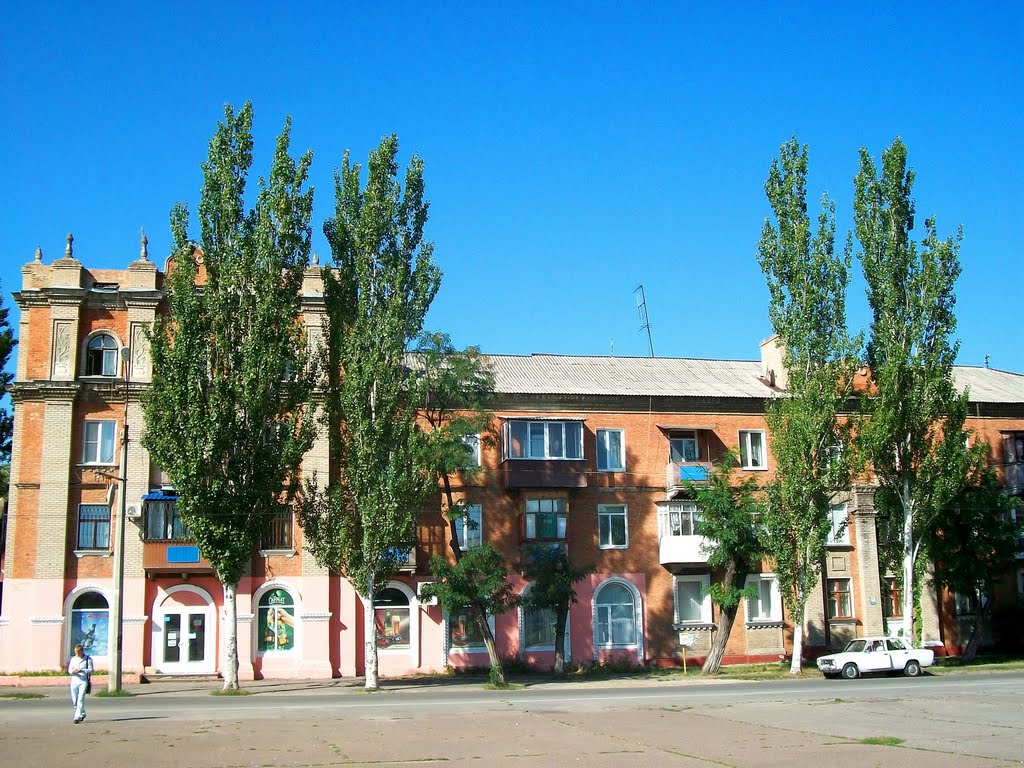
(125, 505), (141, 520)
(416, 582), (438, 606)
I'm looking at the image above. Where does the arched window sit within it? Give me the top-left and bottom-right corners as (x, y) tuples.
(374, 588), (410, 650)
(256, 588), (296, 652)
(595, 582), (636, 647)
(85, 334), (119, 376)
(70, 592), (109, 656)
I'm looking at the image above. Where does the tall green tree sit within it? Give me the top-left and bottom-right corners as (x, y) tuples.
(687, 452), (764, 675)
(854, 137), (980, 641)
(0, 280), (16, 461)
(520, 547), (591, 677)
(415, 332), (511, 685)
(757, 138), (860, 673)
(298, 135), (441, 690)
(143, 103), (316, 689)
(926, 469), (1023, 664)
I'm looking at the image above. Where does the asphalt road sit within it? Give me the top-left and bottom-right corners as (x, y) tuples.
(2, 671), (1022, 767)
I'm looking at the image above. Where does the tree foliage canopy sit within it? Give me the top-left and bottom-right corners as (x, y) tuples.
(0, 281), (16, 461)
(143, 102), (316, 586)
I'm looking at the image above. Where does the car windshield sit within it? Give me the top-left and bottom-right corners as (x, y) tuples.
(844, 640), (867, 653)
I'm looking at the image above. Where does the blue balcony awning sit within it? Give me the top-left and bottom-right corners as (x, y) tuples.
(142, 491), (178, 501)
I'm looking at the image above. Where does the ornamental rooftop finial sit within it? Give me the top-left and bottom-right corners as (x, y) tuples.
(34, 246), (42, 262)
(140, 228), (149, 261)
(65, 232), (74, 258)
(312, 252), (319, 266)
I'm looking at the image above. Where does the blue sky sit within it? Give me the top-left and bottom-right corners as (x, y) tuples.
(3, 2), (1022, 383)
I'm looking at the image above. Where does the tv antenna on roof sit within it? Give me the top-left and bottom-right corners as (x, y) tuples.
(634, 284), (655, 357)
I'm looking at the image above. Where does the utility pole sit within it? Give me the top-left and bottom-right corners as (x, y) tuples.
(108, 344), (130, 693)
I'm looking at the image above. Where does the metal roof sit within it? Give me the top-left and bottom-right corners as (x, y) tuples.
(952, 366), (1024, 403)
(485, 354), (775, 398)
(482, 354), (1024, 404)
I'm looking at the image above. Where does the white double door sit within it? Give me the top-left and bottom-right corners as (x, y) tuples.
(154, 589), (217, 674)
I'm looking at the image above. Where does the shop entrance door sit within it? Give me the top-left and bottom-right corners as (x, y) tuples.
(161, 611), (207, 665)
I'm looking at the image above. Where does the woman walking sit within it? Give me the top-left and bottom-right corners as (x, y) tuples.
(68, 643), (93, 723)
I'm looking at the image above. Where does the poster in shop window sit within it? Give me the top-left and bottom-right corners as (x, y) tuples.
(72, 611), (109, 656)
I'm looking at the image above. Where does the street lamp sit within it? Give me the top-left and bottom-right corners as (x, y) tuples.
(108, 345), (130, 693)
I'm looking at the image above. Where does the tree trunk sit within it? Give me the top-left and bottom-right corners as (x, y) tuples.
(364, 573), (379, 690)
(553, 607), (568, 677)
(222, 580), (239, 690)
(702, 558), (745, 675)
(442, 473), (506, 686)
(901, 482), (916, 641)
(789, 582), (804, 674)
(961, 591), (990, 665)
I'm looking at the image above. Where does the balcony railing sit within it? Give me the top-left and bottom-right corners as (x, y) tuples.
(665, 461), (713, 496)
(501, 459), (588, 489)
(142, 540), (214, 574)
(656, 506), (710, 567)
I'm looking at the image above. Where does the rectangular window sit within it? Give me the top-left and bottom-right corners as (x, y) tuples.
(505, 420), (583, 460)
(827, 504), (850, 546)
(144, 498), (186, 541)
(746, 574), (781, 622)
(669, 432), (699, 463)
(598, 504), (628, 548)
(662, 502), (702, 537)
(83, 420), (117, 464)
(77, 504), (111, 550)
(447, 609), (492, 649)
(882, 577), (902, 618)
(461, 504), (483, 550)
(523, 498), (567, 540)
(596, 429), (625, 471)
(460, 434), (481, 468)
(954, 590), (978, 616)
(738, 430), (767, 470)
(827, 578), (853, 619)
(524, 605), (557, 649)
(261, 506), (293, 551)
(675, 575), (711, 624)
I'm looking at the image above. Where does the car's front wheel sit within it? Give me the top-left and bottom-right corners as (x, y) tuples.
(841, 663), (859, 679)
(903, 660), (923, 677)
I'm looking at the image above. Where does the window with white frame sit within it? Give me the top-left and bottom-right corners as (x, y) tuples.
(460, 434), (481, 467)
(77, 504), (111, 550)
(738, 430), (767, 470)
(595, 581), (637, 647)
(85, 333), (119, 376)
(597, 428), (625, 471)
(523, 498), (567, 540)
(448, 609), (493, 650)
(505, 420), (583, 460)
(827, 503), (850, 546)
(598, 504), (628, 549)
(461, 504), (482, 550)
(669, 432), (698, 463)
(745, 574), (781, 622)
(827, 578), (853, 619)
(662, 501), (702, 537)
(374, 588), (411, 650)
(83, 420), (117, 464)
(674, 575), (711, 625)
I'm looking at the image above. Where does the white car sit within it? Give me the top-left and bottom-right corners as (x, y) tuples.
(816, 636), (935, 679)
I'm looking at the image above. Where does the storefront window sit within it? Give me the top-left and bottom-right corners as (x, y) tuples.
(257, 588), (295, 652)
(70, 592), (109, 656)
(374, 587), (411, 649)
(448, 609), (486, 649)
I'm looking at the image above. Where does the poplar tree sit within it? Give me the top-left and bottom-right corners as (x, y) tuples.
(688, 452), (764, 675)
(756, 138), (860, 673)
(143, 103), (316, 690)
(299, 135), (440, 689)
(415, 332), (513, 686)
(854, 137), (980, 642)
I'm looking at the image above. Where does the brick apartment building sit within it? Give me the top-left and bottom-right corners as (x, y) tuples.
(1, 239), (1022, 679)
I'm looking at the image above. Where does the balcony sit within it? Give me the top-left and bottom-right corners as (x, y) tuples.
(665, 461), (713, 497)
(519, 541), (568, 569)
(657, 503), (710, 568)
(501, 459), (587, 489)
(142, 540), (214, 574)
(390, 545), (417, 573)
